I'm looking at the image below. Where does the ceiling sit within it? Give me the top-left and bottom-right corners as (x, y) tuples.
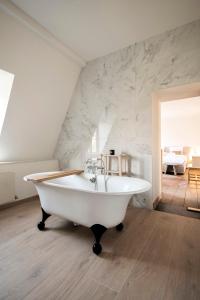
(11, 0), (200, 61)
(161, 97), (200, 118)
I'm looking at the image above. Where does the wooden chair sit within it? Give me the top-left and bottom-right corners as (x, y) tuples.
(188, 156), (200, 183)
(187, 156), (200, 212)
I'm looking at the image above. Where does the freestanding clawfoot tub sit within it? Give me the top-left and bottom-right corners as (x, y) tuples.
(24, 171), (151, 255)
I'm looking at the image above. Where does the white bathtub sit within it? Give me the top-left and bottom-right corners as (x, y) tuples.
(24, 172), (151, 254)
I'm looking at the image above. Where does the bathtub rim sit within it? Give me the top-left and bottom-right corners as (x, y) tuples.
(34, 175), (151, 196)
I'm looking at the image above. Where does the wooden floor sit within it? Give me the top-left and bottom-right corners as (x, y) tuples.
(157, 171), (200, 219)
(1, 199), (200, 300)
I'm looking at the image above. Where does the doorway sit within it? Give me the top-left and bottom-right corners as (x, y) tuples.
(152, 82), (200, 218)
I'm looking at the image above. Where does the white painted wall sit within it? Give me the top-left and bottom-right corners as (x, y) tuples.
(161, 97), (200, 148)
(0, 5), (83, 204)
(0, 159), (58, 204)
(0, 171), (15, 204)
(0, 7), (81, 161)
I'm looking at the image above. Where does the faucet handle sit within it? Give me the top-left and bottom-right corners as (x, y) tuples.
(85, 158), (92, 164)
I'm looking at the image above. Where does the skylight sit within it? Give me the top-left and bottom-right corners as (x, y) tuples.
(0, 69), (14, 134)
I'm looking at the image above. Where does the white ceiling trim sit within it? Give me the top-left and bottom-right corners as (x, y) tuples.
(0, 0), (86, 67)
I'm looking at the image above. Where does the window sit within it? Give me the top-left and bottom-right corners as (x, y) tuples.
(0, 69), (14, 134)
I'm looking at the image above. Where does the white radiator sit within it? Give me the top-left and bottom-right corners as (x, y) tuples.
(0, 172), (15, 205)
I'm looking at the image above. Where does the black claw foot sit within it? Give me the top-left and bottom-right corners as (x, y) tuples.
(116, 223), (124, 231)
(37, 207), (51, 231)
(93, 243), (102, 255)
(90, 224), (107, 255)
(37, 222), (45, 231)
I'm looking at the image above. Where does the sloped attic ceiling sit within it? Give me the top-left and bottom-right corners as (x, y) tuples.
(11, 0), (200, 61)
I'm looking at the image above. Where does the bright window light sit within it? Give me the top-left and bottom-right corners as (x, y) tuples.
(0, 69), (14, 134)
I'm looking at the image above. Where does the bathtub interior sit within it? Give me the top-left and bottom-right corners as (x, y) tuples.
(44, 173), (151, 195)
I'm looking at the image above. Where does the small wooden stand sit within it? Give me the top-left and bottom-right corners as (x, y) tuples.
(101, 154), (129, 176)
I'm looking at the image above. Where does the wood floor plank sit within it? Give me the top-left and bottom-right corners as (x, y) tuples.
(163, 217), (200, 300)
(185, 185), (198, 208)
(57, 279), (117, 300)
(0, 224), (95, 300)
(85, 209), (159, 292)
(171, 179), (187, 206)
(29, 274), (118, 300)
(116, 212), (177, 300)
(1, 199), (200, 300)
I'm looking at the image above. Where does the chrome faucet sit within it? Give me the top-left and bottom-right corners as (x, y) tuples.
(85, 158), (108, 191)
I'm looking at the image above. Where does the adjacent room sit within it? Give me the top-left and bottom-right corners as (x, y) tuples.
(1, 1), (200, 299)
(158, 97), (200, 217)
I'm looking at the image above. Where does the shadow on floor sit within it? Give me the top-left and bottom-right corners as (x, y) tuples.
(156, 202), (200, 219)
